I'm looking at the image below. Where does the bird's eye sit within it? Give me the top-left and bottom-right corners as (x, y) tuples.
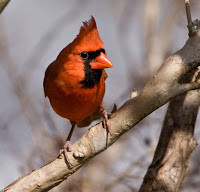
(80, 52), (89, 59)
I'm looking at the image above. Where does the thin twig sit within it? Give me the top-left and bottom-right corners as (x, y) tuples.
(0, 0), (10, 14)
(185, 0), (195, 36)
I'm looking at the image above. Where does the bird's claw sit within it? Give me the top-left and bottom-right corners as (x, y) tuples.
(63, 140), (73, 152)
(60, 141), (73, 168)
(99, 107), (112, 136)
(111, 104), (117, 113)
(103, 115), (112, 136)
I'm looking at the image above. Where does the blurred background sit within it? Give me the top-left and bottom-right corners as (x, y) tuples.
(0, 0), (200, 191)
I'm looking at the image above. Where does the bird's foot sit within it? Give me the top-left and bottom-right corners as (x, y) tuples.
(60, 141), (73, 168)
(111, 104), (117, 113)
(99, 106), (112, 136)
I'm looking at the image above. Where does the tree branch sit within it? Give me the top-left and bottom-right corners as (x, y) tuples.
(185, 0), (195, 37)
(2, 20), (200, 191)
(0, 0), (10, 14)
(139, 70), (200, 192)
(139, 2), (200, 191)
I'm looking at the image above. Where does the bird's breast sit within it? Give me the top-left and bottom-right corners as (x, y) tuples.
(47, 72), (106, 122)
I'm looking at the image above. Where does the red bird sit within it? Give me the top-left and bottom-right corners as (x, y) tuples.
(43, 16), (112, 159)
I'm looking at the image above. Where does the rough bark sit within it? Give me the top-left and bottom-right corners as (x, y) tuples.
(139, 71), (200, 192)
(139, 2), (200, 191)
(1, 20), (200, 192)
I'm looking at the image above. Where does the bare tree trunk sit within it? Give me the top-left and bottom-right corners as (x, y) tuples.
(139, 72), (200, 192)
(140, 2), (200, 191)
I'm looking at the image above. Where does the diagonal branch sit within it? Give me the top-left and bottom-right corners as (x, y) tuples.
(0, 0), (10, 14)
(139, 70), (200, 192)
(2, 19), (200, 191)
(139, 2), (200, 192)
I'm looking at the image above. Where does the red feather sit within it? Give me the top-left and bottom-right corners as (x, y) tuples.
(43, 16), (112, 158)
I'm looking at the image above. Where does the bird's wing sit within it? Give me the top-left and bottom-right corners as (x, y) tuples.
(43, 61), (55, 97)
(103, 70), (108, 81)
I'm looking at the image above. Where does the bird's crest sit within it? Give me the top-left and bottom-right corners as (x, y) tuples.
(67, 16), (104, 53)
(78, 16), (97, 40)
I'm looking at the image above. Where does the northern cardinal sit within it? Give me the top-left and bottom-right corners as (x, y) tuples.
(43, 16), (112, 160)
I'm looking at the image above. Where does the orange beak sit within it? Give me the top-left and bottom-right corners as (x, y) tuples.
(90, 52), (113, 69)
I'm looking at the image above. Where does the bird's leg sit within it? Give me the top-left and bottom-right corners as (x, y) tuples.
(60, 123), (75, 165)
(63, 124), (75, 151)
(99, 103), (112, 136)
